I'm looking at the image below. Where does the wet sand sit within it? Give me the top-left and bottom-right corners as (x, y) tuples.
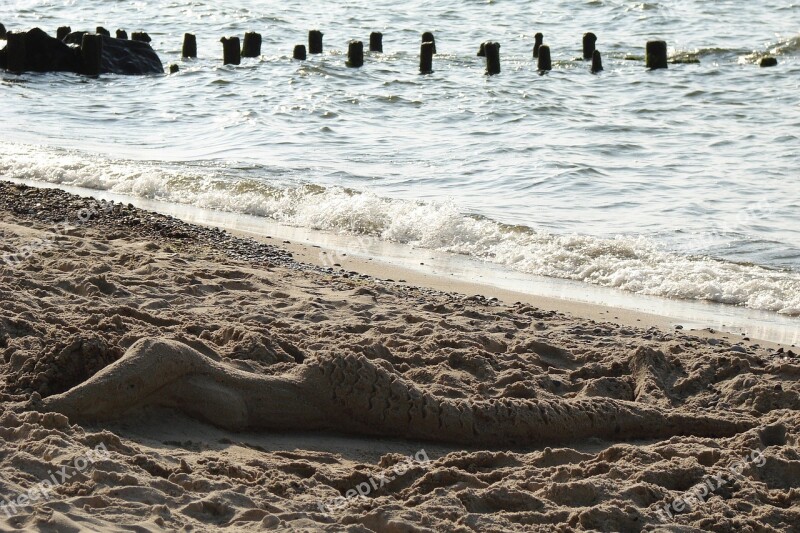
(1, 181), (798, 531)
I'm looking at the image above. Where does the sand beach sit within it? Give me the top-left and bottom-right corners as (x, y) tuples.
(1, 181), (798, 531)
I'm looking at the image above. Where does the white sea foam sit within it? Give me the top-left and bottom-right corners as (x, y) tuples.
(2, 144), (799, 316)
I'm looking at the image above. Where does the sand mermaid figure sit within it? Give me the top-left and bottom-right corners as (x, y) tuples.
(34, 338), (753, 446)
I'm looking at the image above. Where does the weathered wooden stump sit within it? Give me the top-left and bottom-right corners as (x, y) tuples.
(537, 44), (552, 71)
(419, 41), (433, 74)
(369, 32), (383, 52)
(591, 50), (603, 73)
(81, 33), (103, 76)
(242, 32), (262, 57)
(533, 32), (543, 58)
(131, 32), (151, 43)
(182, 33), (197, 58)
(484, 41), (500, 75)
(6, 32), (27, 73)
(646, 40), (668, 69)
(221, 36), (241, 65)
(583, 32), (596, 60)
(309, 30), (323, 54)
(347, 40), (364, 68)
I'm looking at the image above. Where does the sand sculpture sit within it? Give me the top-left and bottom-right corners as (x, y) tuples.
(35, 338), (755, 446)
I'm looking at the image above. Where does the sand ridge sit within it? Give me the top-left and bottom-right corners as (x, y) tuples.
(1, 182), (799, 531)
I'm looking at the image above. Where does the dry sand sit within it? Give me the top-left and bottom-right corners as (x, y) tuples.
(1, 181), (798, 532)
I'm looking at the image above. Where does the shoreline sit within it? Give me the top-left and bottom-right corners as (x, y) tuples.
(1, 180), (799, 531)
(4, 176), (799, 348)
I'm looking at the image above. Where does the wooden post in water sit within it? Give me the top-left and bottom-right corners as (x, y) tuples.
(477, 42), (486, 57)
(57, 26), (71, 40)
(759, 57), (777, 67)
(537, 44), (552, 71)
(116, 29), (128, 39)
(131, 32), (151, 43)
(169, 64), (179, 73)
(484, 41), (500, 75)
(646, 40), (668, 69)
(182, 33), (197, 58)
(96, 27), (110, 37)
(533, 32), (543, 58)
(221, 37), (241, 65)
(242, 32), (262, 57)
(591, 50), (603, 73)
(347, 40), (364, 67)
(421, 32), (436, 54)
(6, 32), (27, 73)
(369, 32), (383, 52)
(0, 23), (6, 39)
(583, 32), (596, 60)
(81, 33), (103, 76)
(309, 30), (323, 54)
(293, 44), (307, 60)
(419, 41), (433, 74)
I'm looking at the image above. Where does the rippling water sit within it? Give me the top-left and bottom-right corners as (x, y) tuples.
(2, 0), (799, 314)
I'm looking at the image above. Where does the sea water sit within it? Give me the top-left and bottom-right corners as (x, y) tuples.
(1, 0), (799, 316)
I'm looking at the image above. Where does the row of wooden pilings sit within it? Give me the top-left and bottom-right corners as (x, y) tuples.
(202, 30), (637, 73)
(53, 25), (153, 43)
(5, 23), (780, 74)
(191, 30), (780, 73)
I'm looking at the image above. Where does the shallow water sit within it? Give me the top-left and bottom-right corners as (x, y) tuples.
(2, 0), (799, 315)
